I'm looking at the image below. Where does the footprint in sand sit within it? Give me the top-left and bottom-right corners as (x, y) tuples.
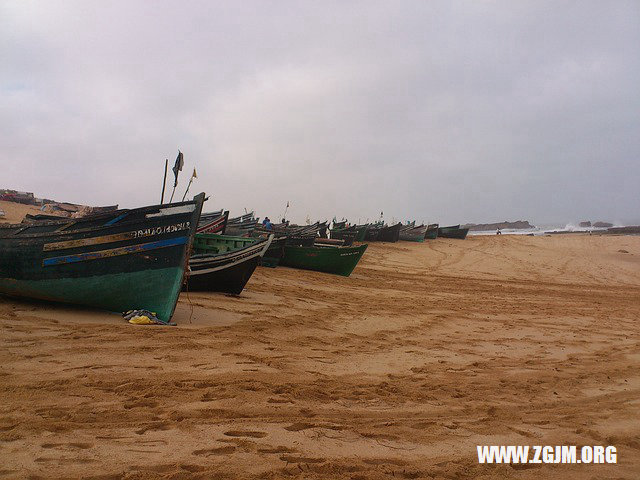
(35, 457), (96, 464)
(223, 430), (267, 438)
(279, 455), (325, 464)
(41, 442), (93, 450)
(284, 422), (316, 432)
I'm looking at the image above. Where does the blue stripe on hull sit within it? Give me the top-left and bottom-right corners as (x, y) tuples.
(43, 236), (188, 266)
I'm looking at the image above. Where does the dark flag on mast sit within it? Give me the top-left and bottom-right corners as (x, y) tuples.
(172, 151), (184, 187)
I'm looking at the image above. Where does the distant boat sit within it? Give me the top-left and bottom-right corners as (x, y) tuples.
(280, 243), (368, 276)
(196, 210), (229, 234)
(0, 194), (206, 322)
(225, 212), (259, 236)
(362, 223), (401, 242)
(425, 223), (439, 239)
(437, 225), (469, 239)
(363, 226), (380, 241)
(377, 223), (402, 242)
(354, 225), (369, 242)
(332, 221), (348, 230)
(330, 225), (357, 246)
(399, 224), (428, 242)
(315, 238), (346, 246)
(185, 233), (273, 294)
(261, 236), (287, 267)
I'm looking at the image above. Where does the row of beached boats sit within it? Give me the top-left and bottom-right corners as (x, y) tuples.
(0, 193), (469, 324)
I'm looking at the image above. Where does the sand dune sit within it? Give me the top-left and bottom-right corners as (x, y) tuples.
(1, 235), (639, 479)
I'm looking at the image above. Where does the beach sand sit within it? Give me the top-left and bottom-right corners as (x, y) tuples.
(1, 234), (639, 479)
(0, 200), (43, 224)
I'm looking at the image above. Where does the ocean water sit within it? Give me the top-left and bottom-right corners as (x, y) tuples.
(468, 223), (623, 236)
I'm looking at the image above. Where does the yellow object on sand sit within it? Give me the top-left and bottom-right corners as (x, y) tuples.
(128, 315), (154, 325)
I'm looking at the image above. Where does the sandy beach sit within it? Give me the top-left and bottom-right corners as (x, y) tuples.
(1, 233), (639, 479)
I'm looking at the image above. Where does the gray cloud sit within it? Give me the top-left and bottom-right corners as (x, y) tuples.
(2, 0), (639, 225)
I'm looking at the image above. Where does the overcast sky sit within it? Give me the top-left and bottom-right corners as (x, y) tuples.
(2, 1), (639, 225)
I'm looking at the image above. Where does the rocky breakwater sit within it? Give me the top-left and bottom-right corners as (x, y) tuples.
(463, 220), (535, 231)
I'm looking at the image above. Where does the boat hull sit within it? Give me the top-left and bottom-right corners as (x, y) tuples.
(437, 225), (469, 239)
(425, 225), (438, 239)
(261, 236), (286, 267)
(378, 223), (402, 242)
(0, 267), (184, 317)
(186, 235), (271, 294)
(0, 194), (205, 321)
(330, 227), (357, 246)
(355, 226), (369, 242)
(280, 244), (367, 276)
(399, 226), (428, 242)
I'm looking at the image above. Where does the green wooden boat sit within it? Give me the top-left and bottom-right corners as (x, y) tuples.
(0, 194), (205, 322)
(193, 233), (259, 254)
(187, 233), (272, 294)
(355, 225), (369, 241)
(425, 224), (438, 239)
(399, 225), (428, 242)
(280, 243), (367, 276)
(438, 225), (469, 239)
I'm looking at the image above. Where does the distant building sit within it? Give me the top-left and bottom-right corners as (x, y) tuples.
(0, 189), (36, 205)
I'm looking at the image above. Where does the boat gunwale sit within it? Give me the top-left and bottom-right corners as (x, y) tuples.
(0, 197), (204, 240)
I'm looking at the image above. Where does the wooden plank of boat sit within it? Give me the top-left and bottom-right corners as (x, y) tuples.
(280, 243), (368, 277)
(185, 234), (273, 294)
(0, 193), (205, 322)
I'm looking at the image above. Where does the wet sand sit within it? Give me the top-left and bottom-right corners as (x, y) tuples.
(1, 234), (639, 479)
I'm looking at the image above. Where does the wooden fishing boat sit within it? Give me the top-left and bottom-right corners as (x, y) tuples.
(196, 210), (228, 234)
(225, 212), (259, 236)
(329, 225), (357, 246)
(280, 243), (368, 277)
(285, 235), (316, 247)
(355, 225), (369, 242)
(261, 236), (286, 267)
(399, 224), (428, 242)
(332, 221), (347, 230)
(377, 223), (402, 242)
(425, 223), (438, 239)
(255, 221), (324, 239)
(318, 223), (328, 239)
(0, 194), (205, 322)
(185, 234), (273, 294)
(437, 225), (469, 239)
(364, 226), (380, 241)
